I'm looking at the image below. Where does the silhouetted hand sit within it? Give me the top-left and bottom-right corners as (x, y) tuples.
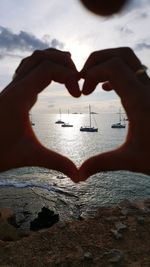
(0, 48), (80, 182)
(79, 47), (150, 180)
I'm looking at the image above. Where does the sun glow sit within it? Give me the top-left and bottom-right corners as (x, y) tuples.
(65, 41), (91, 71)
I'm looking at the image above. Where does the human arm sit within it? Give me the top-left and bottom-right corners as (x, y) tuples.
(0, 48), (80, 182)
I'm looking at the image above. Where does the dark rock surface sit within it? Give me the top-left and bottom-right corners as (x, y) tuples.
(30, 207), (59, 231)
(0, 198), (150, 266)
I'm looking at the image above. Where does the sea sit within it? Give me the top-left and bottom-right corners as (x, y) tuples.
(0, 112), (150, 222)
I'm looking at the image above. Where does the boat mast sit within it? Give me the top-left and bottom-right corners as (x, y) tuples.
(59, 108), (61, 120)
(119, 108), (121, 123)
(89, 105), (91, 128)
(68, 109), (69, 123)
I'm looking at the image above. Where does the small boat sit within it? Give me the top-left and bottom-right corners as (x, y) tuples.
(61, 109), (73, 127)
(55, 109), (65, 124)
(80, 105), (98, 132)
(111, 108), (126, 128)
(61, 123), (73, 127)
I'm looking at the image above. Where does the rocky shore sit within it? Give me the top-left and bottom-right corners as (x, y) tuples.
(0, 198), (150, 267)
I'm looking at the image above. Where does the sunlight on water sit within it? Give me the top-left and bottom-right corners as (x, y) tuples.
(33, 113), (127, 166)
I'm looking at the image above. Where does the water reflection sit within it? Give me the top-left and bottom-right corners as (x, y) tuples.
(34, 113), (128, 166)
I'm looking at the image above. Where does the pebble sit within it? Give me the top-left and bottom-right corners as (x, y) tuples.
(111, 229), (122, 240)
(120, 207), (129, 216)
(115, 222), (127, 231)
(105, 216), (118, 222)
(136, 216), (145, 225)
(83, 251), (93, 261)
(104, 249), (124, 264)
(57, 222), (67, 229)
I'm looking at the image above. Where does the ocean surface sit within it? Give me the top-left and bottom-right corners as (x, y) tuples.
(0, 112), (150, 221)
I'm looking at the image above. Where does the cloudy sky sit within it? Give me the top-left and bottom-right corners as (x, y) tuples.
(0, 0), (150, 114)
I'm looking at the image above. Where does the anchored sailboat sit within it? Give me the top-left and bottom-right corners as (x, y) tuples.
(111, 108), (126, 128)
(55, 109), (65, 124)
(61, 109), (73, 127)
(80, 105), (98, 132)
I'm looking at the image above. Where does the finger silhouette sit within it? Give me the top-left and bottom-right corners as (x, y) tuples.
(0, 49), (81, 181)
(79, 47), (150, 180)
(14, 49), (81, 98)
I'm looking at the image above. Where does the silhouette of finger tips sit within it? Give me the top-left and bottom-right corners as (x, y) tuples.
(82, 70), (99, 95)
(102, 81), (113, 91)
(65, 75), (81, 97)
(82, 48), (142, 72)
(18, 61), (80, 101)
(15, 49), (78, 83)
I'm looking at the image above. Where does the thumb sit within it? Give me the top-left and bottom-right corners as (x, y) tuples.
(79, 147), (132, 181)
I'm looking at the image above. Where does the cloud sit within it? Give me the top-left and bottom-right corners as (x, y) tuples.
(118, 26), (134, 35)
(135, 41), (150, 51)
(0, 26), (64, 58)
(122, 0), (149, 14)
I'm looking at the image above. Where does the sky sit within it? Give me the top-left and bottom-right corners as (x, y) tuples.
(0, 0), (150, 114)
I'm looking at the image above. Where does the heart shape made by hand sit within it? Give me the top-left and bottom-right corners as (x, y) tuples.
(1, 48), (150, 182)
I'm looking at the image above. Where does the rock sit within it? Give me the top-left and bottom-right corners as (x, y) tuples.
(0, 208), (17, 227)
(115, 222), (127, 232)
(105, 216), (118, 222)
(30, 207), (59, 231)
(57, 222), (67, 229)
(83, 251), (93, 260)
(104, 249), (124, 264)
(0, 222), (21, 241)
(111, 229), (122, 240)
(118, 199), (132, 209)
(120, 207), (128, 216)
(136, 216), (145, 225)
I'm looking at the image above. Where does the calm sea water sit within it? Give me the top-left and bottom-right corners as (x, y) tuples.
(0, 113), (150, 219)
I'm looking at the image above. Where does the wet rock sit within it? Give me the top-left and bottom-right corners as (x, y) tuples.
(30, 207), (59, 231)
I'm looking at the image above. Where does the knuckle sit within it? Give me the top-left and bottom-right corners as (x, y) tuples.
(119, 47), (134, 57)
(63, 51), (71, 57)
(15, 57), (29, 73)
(32, 50), (43, 59)
(90, 50), (99, 60)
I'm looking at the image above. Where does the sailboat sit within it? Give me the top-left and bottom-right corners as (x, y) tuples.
(61, 109), (73, 127)
(80, 105), (98, 132)
(55, 109), (65, 124)
(111, 108), (126, 128)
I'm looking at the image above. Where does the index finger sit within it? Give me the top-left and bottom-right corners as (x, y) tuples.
(15, 49), (78, 81)
(81, 47), (142, 75)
